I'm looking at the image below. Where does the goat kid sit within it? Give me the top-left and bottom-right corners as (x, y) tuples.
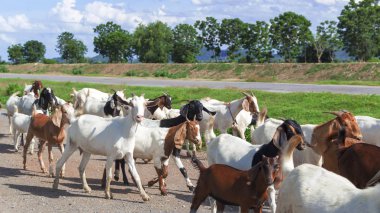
(10, 105), (43, 153)
(6, 91), (21, 134)
(23, 103), (74, 177)
(190, 154), (280, 213)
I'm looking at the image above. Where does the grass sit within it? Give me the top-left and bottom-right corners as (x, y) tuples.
(1, 78), (380, 125)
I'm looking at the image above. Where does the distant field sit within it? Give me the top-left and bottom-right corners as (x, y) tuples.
(2, 62), (380, 85)
(2, 78), (380, 126)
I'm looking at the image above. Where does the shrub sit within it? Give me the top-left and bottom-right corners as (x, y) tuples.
(72, 68), (83, 75)
(368, 57), (380, 63)
(0, 65), (9, 73)
(42, 58), (57, 64)
(6, 83), (23, 96)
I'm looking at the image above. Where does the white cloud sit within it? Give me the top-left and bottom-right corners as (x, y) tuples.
(192, 0), (213, 5)
(51, 0), (83, 23)
(315, 0), (337, 5)
(0, 14), (38, 32)
(0, 33), (16, 44)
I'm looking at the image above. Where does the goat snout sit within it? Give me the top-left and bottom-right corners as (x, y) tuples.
(135, 115), (144, 122)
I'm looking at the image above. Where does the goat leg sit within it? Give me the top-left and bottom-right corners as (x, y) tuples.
(120, 159), (129, 186)
(154, 167), (167, 196)
(37, 141), (47, 173)
(101, 168), (106, 189)
(148, 177), (159, 187)
(114, 160), (121, 181)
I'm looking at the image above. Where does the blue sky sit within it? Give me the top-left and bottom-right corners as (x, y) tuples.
(0, 0), (350, 60)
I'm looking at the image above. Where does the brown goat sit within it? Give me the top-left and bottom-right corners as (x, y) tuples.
(23, 103), (73, 177)
(334, 125), (380, 188)
(310, 110), (362, 174)
(190, 154), (280, 213)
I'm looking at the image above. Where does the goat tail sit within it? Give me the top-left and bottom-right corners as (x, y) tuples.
(191, 151), (207, 172)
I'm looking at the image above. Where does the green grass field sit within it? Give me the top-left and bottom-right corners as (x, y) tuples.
(1, 78), (380, 126)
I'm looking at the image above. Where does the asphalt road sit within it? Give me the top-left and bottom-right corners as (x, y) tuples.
(2, 73), (380, 95)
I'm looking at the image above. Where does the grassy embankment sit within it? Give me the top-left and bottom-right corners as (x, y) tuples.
(2, 62), (380, 85)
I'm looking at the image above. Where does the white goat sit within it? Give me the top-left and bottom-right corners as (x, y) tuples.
(53, 95), (150, 201)
(6, 92), (22, 133)
(71, 88), (112, 115)
(199, 93), (260, 143)
(276, 164), (380, 213)
(355, 115), (380, 147)
(252, 118), (322, 167)
(10, 105), (43, 153)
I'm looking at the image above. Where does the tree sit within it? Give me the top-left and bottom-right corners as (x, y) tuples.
(314, 21), (342, 63)
(241, 21), (272, 63)
(171, 24), (201, 63)
(56, 32), (88, 63)
(337, 0), (380, 61)
(93, 21), (133, 63)
(269, 12), (313, 62)
(8, 44), (25, 64)
(133, 21), (173, 63)
(219, 18), (245, 61)
(194, 17), (221, 61)
(23, 40), (46, 63)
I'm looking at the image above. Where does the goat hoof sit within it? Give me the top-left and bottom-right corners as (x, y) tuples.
(52, 181), (59, 189)
(84, 186), (92, 193)
(123, 180), (129, 186)
(160, 190), (167, 196)
(101, 183), (105, 189)
(143, 159), (150, 164)
(142, 194), (150, 201)
(23, 165), (27, 170)
(147, 181), (155, 187)
(188, 185), (195, 192)
(114, 175), (119, 182)
(105, 193), (113, 199)
(49, 173), (55, 178)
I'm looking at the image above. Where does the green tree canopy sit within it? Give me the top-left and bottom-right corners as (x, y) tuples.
(56, 32), (88, 63)
(270, 11), (313, 62)
(337, 0), (380, 61)
(133, 21), (173, 63)
(194, 17), (221, 61)
(8, 44), (25, 64)
(171, 23), (201, 63)
(241, 21), (272, 63)
(219, 18), (245, 61)
(314, 21), (342, 63)
(23, 40), (46, 63)
(93, 21), (133, 63)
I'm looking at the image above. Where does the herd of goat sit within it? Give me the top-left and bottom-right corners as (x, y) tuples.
(4, 80), (380, 213)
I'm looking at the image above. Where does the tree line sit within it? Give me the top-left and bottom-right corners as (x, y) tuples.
(6, 0), (380, 64)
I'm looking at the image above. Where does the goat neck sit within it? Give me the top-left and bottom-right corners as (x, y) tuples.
(163, 122), (187, 157)
(226, 98), (245, 119)
(310, 118), (339, 155)
(146, 98), (160, 115)
(280, 135), (304, 179)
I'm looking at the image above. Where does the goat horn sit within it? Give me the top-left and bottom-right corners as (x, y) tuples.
(111, 89), (116, 93)
(162, 92), (168, 96)
(242, 92), (251, 97)
(323, 111), (344, 117)
(131, 93), (136, 97)
(250, 91), (255, 96)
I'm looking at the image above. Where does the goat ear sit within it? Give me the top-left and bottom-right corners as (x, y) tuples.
(52, 107), (63, 127)
(110, 100), (115, 109)
(174, 123), (187, 149)
(273, 126), (287, 148)
(242, 98), (250, 111)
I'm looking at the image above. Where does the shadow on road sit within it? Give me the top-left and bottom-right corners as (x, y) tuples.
(0, 166), (24, 178)
(0, 143), (16, 154)
(5, 183), (96, 199)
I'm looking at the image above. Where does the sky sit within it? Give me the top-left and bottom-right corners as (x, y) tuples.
(0, 0), (351, 60)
